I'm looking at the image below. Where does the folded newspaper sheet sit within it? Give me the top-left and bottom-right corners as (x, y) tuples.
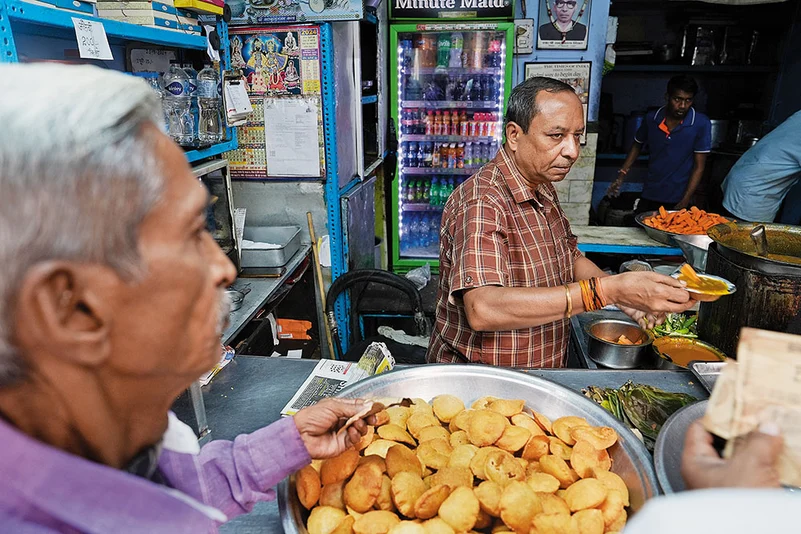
(280, 342), (395, 416)
(703, 328), (801, 487)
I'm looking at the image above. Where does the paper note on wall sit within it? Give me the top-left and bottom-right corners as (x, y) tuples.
(263, 97), (322, 178)
(72, 18), (113, 61)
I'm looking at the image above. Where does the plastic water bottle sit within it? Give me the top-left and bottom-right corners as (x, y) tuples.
(429, 212), (440, 247)
(197, 63), (223, 145)
(161, 62), (194, 145)
(182, 63), (199, 144)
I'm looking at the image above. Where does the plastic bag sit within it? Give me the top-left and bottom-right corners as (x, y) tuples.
(405, 263), (431, 290)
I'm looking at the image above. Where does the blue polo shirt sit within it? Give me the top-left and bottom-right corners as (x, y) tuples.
(635, 107), (712, 204)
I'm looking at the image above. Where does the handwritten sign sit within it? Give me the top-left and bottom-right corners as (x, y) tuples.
(130, 49), (176, 73)
(71, 18), (113, 61)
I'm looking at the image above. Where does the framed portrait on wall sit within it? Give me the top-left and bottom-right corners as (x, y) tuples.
(524, 62), (590, 144)
(537, 0), (591, 50)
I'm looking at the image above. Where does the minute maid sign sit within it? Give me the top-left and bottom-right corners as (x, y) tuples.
(390, 0), (512, 19)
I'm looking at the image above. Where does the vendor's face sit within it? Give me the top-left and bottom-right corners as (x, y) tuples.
(106, 127), (236, 387)
(554, 0), (577, 23)
(667, 89), (694, 120)
(505, 90), (584, 185)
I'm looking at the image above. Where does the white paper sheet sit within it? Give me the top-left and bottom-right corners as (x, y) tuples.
(263, 97), (322, 177)
(72, 18), (113, 61)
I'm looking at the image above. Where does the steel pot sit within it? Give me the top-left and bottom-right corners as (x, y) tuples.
(707, 221), (801, 275)
(585, 319), (655, 369)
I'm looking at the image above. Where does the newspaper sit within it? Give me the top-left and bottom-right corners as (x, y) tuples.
(280, 342), (395, 416)
(703, 328), (801, 487)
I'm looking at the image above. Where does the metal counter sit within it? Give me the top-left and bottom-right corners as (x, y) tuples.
(176, 356), (708, 533)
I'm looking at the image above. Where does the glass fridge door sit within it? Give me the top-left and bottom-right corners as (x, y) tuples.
(396, 27), (508, 260)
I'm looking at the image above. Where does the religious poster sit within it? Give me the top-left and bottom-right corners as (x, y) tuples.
(226, 27), (326, 179)
(537, 0), (590, 50)
(228, 0), (362, 25)
(524, 62), (590, 144)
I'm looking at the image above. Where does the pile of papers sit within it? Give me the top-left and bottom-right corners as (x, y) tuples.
(704, 328), (801, 487)
(96, 0), (201, 34)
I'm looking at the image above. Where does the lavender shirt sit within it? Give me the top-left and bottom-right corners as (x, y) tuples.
(0, 412), (311, 533)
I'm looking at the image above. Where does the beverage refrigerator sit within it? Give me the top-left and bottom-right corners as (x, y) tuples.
(390, 23), (514, 272)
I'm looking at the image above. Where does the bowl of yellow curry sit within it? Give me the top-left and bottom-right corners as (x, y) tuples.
(673, 264), (735, 302)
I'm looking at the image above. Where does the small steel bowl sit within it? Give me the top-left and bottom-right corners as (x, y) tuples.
(585, 319), (655, 369)
(653, 337), (727, 370)
(671, 272), (736, 302)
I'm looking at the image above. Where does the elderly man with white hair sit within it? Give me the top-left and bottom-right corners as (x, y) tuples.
(0, 64), (375, 532)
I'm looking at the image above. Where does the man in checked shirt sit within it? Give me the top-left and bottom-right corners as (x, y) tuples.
(428, 77), (696, 368)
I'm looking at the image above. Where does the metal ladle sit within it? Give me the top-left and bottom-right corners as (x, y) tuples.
(750, 225), (769, 257)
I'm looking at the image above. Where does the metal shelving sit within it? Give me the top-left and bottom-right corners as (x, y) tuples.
(402, 167), (474, 175)
(185, 140), (238, 164)
(403, 134), (496, 142)
(401, 100), (502, 109)
(402, 203), (444, 212)
(2, 0), (206, 61)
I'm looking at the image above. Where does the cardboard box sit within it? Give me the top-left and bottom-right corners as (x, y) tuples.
(96, 1), (176, 14)
(173, 0), (222, 15)
(96, 11), (181, 30)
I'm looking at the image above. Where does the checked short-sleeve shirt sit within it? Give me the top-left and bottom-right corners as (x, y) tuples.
(427, 147), (583, 368)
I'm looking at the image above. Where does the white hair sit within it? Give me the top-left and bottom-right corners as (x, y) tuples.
(0, 64), (165, 386)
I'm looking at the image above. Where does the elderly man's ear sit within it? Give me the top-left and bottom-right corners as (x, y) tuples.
(13, 262), (117, 368)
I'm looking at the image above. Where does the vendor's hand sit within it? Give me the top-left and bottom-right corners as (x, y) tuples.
(602, 271), (693, 314)
(606, 176), (624, 198)
(674, 199), (690, 210)
(681, 420), (783, 490)
(293, 398), (376, 459)
(618, 305), (666, 330)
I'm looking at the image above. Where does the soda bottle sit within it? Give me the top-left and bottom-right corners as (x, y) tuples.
(487, 35), (502, 68)
(437, 32), (451, 69)
(487, 113), (497, 137)
(429, 212), (440, 244)
(197, 63), (223, 145)
(451, 111), (460, 137)
(486, 76), (497, 101)
(408, 142), (418, 167)
(400, 38), (413, 69)
(447, 143), (457, 169)
(161, 62), (194, 145)
(423, 142), (433, 168)
(406, 179), (415, 202)
(478, 113), (487, 137)
(434, 111), (443, 136)
(481, 75), (491, 101)
(449, 32), (464, 68)
(464, 142), (473, 168)
(432, 142), (441, 167)
(471, 76), (482, 102)
(182, 63), (199, 144)
(416, 143), (425, 169)
(441, 144), (450, 169)
(422, 178), (431, 203)
(425, 111), (434, 135)
(456, 143), (465, 168)
(430, 177), (439, 205)
(442, 111), (451, 135)
(469, 113), (478, 137)
(460, 111), (469, 136)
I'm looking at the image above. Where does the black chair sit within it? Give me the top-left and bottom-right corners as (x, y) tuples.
(325, 269), (429, 364)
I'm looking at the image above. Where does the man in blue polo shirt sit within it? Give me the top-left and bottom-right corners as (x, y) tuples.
(608, 75), (712, 214)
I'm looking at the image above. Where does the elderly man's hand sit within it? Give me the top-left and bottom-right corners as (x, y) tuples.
(603, 271), (694, 315)
(681, 421), (783, 490)
(293, 398), (376, 459)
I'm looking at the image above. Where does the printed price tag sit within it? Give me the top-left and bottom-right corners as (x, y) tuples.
(72, 18), (113, 61)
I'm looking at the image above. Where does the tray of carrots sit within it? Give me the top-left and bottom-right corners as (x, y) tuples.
(636, 206), (730, 244)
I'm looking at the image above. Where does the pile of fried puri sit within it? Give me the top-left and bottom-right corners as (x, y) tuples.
(296, 395), (630, 534)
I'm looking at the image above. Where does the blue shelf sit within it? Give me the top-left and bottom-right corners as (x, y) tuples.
(185, 139), (237, 163)
(578, 243), (683, 256)
(361, 95), (378, 105)
(5, 1), (207, 50)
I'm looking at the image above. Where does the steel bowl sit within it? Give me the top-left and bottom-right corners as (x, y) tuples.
(671, 234), (713, 271)
(671, 271), (736, 303)
(654, 400), (707, 493)
(653, 337), (727, 370)
(278, 365), (661, 534)
(585, 319), (655, 369)
(635, 210), (690, 245)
